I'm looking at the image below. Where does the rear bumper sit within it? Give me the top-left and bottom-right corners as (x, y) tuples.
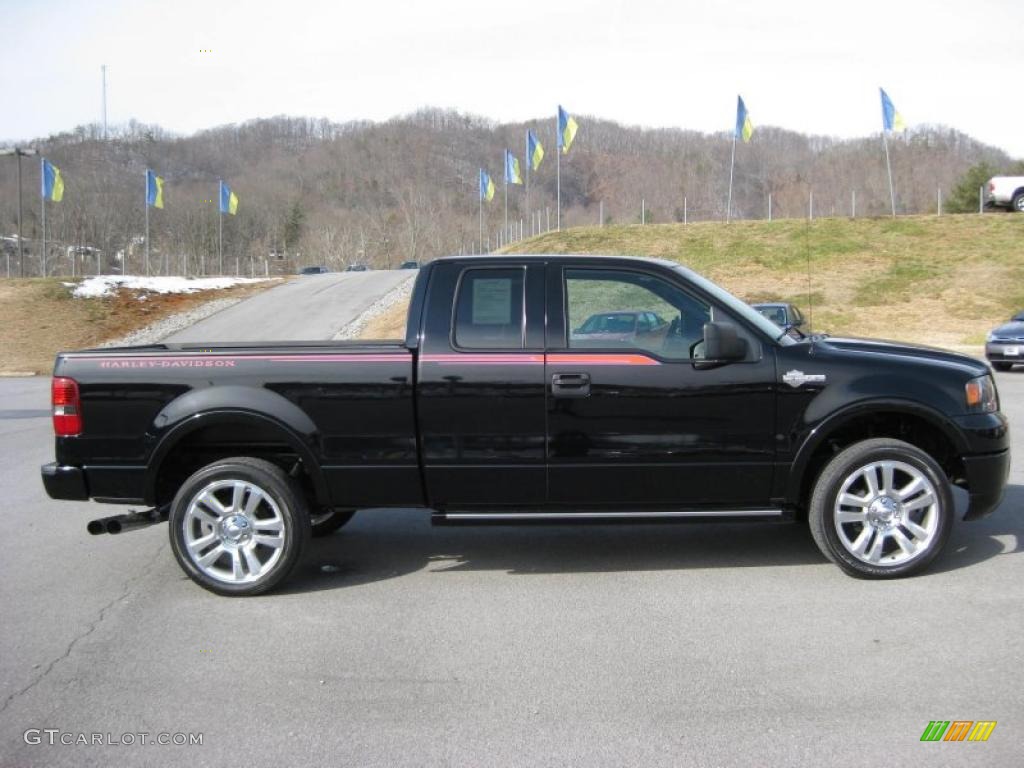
(41, 462), (89, 501)
(961, 450), (1011, 520)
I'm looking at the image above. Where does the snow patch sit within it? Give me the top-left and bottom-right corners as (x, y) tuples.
(71, 275), (277, 299)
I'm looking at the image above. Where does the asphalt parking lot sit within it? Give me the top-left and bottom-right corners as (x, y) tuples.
(1, 372), (1021, 767)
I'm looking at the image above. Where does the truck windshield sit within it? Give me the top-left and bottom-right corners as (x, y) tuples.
(672, 265), (797, 345)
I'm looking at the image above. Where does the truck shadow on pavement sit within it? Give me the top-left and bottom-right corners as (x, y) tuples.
(931, 482), (1024, 574)
(281, 484), (1023, 593)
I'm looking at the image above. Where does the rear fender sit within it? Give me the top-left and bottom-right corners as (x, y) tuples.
(145, 385), (327, 504)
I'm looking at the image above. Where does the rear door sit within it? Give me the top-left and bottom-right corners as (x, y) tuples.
(546, 263), (777, 508)
(416, 261), (547, 507)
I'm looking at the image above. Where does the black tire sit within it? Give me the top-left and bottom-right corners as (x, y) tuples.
(168, 457), (310, 596)
(1012, 193), (1024, 213)
(309, 508), (356, 537)
(808, 438), (953, 579)
(992, 362), (1013, 372)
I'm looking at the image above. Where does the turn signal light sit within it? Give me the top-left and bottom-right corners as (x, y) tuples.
(965, 375), (997, 414)
(52, 377), (82, 436)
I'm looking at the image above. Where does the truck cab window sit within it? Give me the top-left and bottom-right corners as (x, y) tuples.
(566, 269), (711, 360)
(454, 268), (526, 349)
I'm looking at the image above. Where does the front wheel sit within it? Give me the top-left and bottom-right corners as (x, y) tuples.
(168, 457), (310, 596)
(808, 438), (953, 579)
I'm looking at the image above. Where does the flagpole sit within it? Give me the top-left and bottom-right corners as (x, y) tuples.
(218, 205), (223, 275)
(882, 130), (896, 218)
(726, 132), (737, 223)
(478, 183), (483, 254)
(556, 113), (561, 231)
(525, 133), (530, 235)
(504, 155), (508, 238)
(144, 173), (150, 276)
(40, 159), (46, 277)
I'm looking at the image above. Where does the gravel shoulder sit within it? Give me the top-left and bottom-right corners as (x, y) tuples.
(333, 276), (414, 340)
(101, 297), (245, 347)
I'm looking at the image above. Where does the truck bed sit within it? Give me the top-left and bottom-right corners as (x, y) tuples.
(52, 340), (421, 509)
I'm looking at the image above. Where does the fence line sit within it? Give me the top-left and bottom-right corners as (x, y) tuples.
(1, 186), (999, 277)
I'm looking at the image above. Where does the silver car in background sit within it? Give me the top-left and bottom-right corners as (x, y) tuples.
(986, 311), (1024, 371)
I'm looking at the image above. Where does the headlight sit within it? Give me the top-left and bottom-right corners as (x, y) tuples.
(987, 332), (1003, 342)
(965, 375), (998, 413)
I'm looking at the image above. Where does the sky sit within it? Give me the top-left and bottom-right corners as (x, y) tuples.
(2, 0), (1022, 158)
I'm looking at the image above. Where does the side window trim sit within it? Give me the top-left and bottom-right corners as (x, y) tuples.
(449, 265), (528, 351)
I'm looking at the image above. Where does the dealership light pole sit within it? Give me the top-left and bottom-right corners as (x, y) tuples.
(0, 147), (39, 277)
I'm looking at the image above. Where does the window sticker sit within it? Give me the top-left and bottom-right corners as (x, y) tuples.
(472, 278), (512, 325)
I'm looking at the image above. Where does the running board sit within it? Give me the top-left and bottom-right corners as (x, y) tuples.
(432, 509), (786, 525)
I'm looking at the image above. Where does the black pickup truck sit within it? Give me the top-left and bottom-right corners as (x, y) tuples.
(42, 255), (1010, 595)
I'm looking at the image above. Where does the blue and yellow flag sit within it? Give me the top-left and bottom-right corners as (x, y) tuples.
(505, 150), (522, 185)
(146, 169), (164, 209)
(41, 159), (64, 202)
(219, 180), (239, 215)
(479, 169), (495, 202)
(880, 88), (906, 133)
(527, 130), (544, 171)
(558, 105), (578, 154)
(735, 96), (753, 143)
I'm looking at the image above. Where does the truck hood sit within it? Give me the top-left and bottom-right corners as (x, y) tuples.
(815, 336), (989, 377)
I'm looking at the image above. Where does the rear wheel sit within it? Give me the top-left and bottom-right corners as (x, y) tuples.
(808, 438), (953, 579)
(309, 508), (356, 537)
(992, 362), (1013, 372)
(1013, 193), (1024, 213)
(168, 457), (309, 596)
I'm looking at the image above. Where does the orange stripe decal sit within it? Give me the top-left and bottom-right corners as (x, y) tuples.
(420, 352), (661, 366)
(547, 353), (660, 366)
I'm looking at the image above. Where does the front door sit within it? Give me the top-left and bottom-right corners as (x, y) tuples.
(546, 265), (777, 508)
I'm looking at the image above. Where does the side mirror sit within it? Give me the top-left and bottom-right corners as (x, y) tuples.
(702, 321), (747, 362)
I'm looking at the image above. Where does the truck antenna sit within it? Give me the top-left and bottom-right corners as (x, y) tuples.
(804, 218), (813, 331)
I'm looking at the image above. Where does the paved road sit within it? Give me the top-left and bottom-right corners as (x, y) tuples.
(1, 373), (1021, 767)
(164, 270), (413, 342)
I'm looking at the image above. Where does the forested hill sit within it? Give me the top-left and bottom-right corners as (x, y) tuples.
(0, 108), (1014, 273)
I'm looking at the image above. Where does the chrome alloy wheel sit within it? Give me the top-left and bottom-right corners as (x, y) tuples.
(833, 460), (939, 566)
(182, 479), (286, 584)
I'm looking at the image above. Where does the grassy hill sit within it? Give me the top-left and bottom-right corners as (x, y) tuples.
(498, 214), (1023, 351)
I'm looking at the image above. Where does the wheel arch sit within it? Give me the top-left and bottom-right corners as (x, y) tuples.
(786, 399), (968, 512)
(145, 386), (328, 507)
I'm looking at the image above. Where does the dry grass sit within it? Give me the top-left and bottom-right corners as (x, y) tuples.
(0, 279), (277, 374)
(357, 301), (410, 339)
(503, 214), (1024, 351)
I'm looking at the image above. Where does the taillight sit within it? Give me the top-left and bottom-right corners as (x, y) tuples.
(52, 377), (82, 436)
(989, 182), (995, 192)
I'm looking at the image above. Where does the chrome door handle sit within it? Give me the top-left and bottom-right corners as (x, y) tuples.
(551, 372), (591, 397)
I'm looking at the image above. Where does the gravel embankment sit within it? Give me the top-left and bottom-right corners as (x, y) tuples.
(332, 275), (415, 340)
(101, 297), (244, 347)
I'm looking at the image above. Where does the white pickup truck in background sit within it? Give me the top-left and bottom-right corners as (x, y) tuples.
(986, 176), (1024, 212)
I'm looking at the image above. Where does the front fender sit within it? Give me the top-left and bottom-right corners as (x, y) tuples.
(784, 397), (970, 505)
